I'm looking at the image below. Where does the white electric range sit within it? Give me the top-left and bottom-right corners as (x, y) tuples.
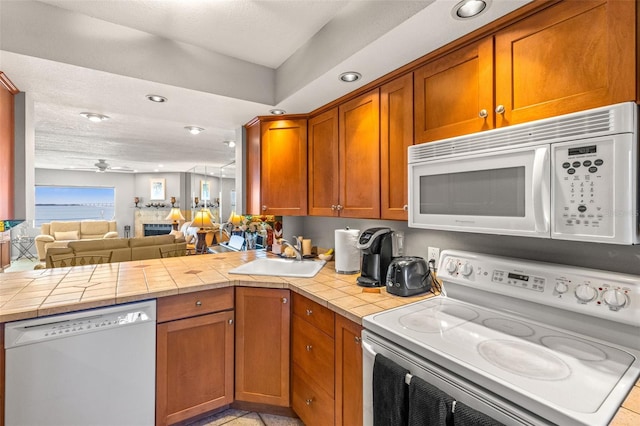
(362, 250), (640, 425)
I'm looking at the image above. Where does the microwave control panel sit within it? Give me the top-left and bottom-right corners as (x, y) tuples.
(552, 139), (614, 237)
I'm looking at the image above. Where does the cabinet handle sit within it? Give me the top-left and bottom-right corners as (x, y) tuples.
(354, 336), (361, 344)
(305, 398), (313, 406)
(331, 205), (337, 211)
(403, 204), (408, 211)
(495, 104), (505, 114)
(195, 300), (202, 307)
(282, 297), (288, 304)
(306, 344), (313, 351)
(228, 319), (234, 325)
(337, 204), (343, 211)
(478, 109), (488, 118)
(262, 205), (267, 211)
(306, 308), (313, 316)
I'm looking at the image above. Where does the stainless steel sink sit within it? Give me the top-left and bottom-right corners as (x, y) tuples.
(228, 258), (326, 278)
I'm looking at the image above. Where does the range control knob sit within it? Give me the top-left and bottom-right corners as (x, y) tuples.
(602, 289), (628, 309)
(460, 263), (473, 277)
(446, 260), (458, 274)
(574, 284), (598, 303)
(554, 282), (569, 294)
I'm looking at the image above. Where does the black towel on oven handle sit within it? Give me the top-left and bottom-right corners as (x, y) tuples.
(407, 375), (453, 426)
(373, 353), (410, 426)
(452, 400), (504, 426)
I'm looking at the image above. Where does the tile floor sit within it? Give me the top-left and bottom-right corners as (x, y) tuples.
(2, 258), (41, 273)
(186, 409), (304, 426)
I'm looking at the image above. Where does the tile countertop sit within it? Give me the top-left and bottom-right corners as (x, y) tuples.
(0, 250), (638, 425)
(0, 250), (431, 324)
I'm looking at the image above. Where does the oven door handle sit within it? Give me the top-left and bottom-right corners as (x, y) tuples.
(532, 146), (550, 233)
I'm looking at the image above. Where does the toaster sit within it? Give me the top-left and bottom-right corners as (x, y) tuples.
(385, 256), (431, 297)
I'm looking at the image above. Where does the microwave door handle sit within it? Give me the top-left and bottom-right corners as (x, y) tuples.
(532, 147), (550, 233)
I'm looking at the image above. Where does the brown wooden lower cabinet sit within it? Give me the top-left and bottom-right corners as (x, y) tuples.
(335, 315), (364, 426)
(235, 287), (291, 406)
(291, 293), (364, 426)
(156, 289), (235, 426)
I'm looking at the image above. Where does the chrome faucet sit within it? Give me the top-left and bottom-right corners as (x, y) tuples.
(281, 236), (302, 261)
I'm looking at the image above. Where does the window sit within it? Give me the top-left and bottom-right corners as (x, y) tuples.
(35, 186), (115, 226)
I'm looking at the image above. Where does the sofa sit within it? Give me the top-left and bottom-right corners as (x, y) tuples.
(43, 234), (187, 268)
(35, 220), (118, 261)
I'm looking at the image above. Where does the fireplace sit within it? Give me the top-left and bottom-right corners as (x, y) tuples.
(143, 223), (172, 236)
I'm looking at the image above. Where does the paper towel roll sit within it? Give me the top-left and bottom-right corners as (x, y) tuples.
(334, 228), (360, 274)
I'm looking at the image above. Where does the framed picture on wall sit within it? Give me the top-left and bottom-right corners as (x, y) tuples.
(201, 180), (211, 201)
(150, 178), (166, 200)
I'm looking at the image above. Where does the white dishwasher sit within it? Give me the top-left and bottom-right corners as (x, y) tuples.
(5, 300), (156, 426)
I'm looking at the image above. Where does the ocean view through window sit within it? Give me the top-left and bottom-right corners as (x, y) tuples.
(35, 186), (115, 227)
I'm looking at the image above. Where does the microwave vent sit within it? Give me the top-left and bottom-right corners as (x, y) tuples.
(410, 103), (636, 162)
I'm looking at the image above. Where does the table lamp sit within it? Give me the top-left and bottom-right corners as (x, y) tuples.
(192, 208), (214, 253)
(165, 208), (185, 231)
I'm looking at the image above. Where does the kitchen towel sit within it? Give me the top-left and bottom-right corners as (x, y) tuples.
(334, 228), (360, 274)
(452, 401), (504, 426)
(407, 375), (453, 426)
(373, 353), (409, 426)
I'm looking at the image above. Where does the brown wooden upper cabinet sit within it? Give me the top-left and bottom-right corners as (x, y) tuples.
(308, 89), (381, 218)
(380, 73), (413, 221)
(245, 117), (308, 216)
(308, 108), (340, 217)
(414, 37), (494, 143)
(415, 0), (636, 143)
(494, 0), (636, 126)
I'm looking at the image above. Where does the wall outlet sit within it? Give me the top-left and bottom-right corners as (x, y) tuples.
(427, 247), (440, 267)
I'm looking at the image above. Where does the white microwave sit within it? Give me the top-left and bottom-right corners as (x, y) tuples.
(409, 102), (639, 245)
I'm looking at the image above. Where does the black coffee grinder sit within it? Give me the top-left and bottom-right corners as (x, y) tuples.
(356, 227), (402, 287)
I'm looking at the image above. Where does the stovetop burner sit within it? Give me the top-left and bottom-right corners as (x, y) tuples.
(478, 339), (571, 380)
(399, 303), (478, 333)
(541, 335), (607, 362)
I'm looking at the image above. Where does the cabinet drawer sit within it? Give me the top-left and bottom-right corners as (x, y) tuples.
(157, 287), (234, 323)
(293, 292), (334, 337)
(292, 364), (335, 426)
(292, 316), (335, 397)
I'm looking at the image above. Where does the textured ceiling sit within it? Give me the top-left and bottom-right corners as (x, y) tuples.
(0, 0), (532, 174)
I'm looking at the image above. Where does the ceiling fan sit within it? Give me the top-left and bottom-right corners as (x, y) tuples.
(66, 159), (135, 173)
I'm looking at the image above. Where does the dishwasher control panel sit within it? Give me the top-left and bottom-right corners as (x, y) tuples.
(4, 300), (156, 348)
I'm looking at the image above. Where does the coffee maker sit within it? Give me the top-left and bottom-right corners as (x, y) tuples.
(356, 227), (402, 287)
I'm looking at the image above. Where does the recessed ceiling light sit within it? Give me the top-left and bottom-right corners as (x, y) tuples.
(453, 0), (489, 19)
(185, 126), (204, 135)
(339, 71), (361, 82)
(269, 109), (286, 115)
(224, 140), (236, 148)
(146, 94), (168, 103)
(80, 112), (109, 122)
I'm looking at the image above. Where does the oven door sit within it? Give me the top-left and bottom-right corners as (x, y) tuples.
(362, 330), (545, 426)
(408, 145), (550, 238)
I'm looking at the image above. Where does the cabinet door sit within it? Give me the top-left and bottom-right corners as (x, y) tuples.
(339, 89), (381, 218)
(380, 73), (413, 221)
(495, 0), (636, 126)
(335, 316), (363, 426)
(261, 119), (308, 216)
(308, 108), (340, 217)
(235, 287), (291, 406)
(156, 310), (234, 426)
(245, 120), (262, 215)
(414, 37), (494, 143)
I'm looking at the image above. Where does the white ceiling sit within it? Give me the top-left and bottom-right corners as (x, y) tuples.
(0, 0), (531, 174)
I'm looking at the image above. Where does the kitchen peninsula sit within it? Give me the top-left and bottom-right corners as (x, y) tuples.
(0, 252), (638, 426)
